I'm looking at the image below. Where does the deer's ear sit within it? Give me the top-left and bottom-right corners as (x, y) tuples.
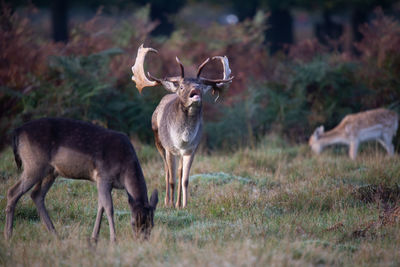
(161, 80), (180, 93)
(150, 189), (159, 210)
(314, 125), (324, 138)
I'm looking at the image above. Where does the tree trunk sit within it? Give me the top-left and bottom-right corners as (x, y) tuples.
(315, 10), (343, 46)
(51, 0), (68, 42)
(267, 8), (293, 54)
(351, 8), (369, 42)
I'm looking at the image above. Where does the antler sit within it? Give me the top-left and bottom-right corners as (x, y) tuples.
(196, 56), (233, 101)
(213, 56), (233, 82)
(175, 57), (185, 78)
(131, 44), (160, 93)
(196, 58), (210, 78)
(212, 56), (232, 89)
(198, 56), (233, 87)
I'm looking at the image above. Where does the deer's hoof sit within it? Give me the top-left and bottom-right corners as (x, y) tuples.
(175, 202), (182, 209)
(165, 198), (175, 208)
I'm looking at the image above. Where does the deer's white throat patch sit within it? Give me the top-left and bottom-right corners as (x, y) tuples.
(171, 122), (200, 151)
(182, 128), (190, 142)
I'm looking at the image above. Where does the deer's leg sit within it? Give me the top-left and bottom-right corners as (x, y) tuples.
(387, 143), (395, 156)
(30, 174), (57, 235)
(91, 203), (104, 243)
(153, 130), (171, 207)
(175, 157), (183, 208)
(163, 162), (171, 207)
(377, 139), (392, 156)
(182, 154), (195, 208)
(166, 151), (176, 207)
(381, 134), (395, 156)
(5, 168), (46, 240)
(349, 140), (359, 160)
(97, 182), (116, 243)
(4, 180), (22, 240)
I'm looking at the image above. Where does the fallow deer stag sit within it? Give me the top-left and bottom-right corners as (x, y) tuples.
(4, 118), (158, 242)
(309, 108), (398, 160)
(131, 44), (233, 208)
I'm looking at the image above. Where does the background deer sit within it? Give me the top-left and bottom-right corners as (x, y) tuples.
(4, 118), (158, 242)
(309, 108), (399, 160)
(131, 44), (233, 208)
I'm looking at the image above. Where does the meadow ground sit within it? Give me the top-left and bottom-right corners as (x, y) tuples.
(1, 136), (400, 266)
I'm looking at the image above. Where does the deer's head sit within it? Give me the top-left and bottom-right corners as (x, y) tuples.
(129, 189), (158, 239)
(309, 125), (324, 154)
(131, 44), (233, 109)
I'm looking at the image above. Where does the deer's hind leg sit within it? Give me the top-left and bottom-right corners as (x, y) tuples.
(379, 133), (395, 156)
(30, 174), (57, 235)
(4, 165), (48, 240)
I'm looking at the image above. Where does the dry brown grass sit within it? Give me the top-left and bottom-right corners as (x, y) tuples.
(1, 138), (400, 266)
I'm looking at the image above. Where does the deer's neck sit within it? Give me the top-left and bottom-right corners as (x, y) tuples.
(318, 128), (349, 148)
(123, 159), (149, 206)
(163, 100), (202, 153)
(170, 100), (202, 134)
(178, 98), (202, 118)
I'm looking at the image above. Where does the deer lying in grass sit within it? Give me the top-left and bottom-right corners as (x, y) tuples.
(4, 118), (158, 242)
(131, 44), (233, 208)
(309, 108), (398, 160)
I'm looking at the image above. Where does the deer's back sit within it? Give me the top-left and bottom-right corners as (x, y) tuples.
(336, 108), (398, 137)
(15, 118), (134, 182)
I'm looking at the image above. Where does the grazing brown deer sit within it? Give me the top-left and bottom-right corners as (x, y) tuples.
(4, 118), (158, 242)
(309, 108), (398, 160)
(131, 44), (233, 208)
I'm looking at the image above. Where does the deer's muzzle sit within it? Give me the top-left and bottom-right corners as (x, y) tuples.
(189, 89), (201, 102)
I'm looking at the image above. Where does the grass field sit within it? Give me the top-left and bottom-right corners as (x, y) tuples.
(1, 136), (400, 266)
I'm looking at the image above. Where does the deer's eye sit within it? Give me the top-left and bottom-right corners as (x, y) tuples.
(173, 82), (179, 87)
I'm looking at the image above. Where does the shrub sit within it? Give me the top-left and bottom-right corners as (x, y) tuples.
(354, 8), (400, 109)
(0, 4), (59, 146)
(1, 5), (399, 150)
(0, 5), (160, 147)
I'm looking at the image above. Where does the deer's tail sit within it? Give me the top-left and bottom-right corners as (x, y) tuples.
(12, 129), (22, 171)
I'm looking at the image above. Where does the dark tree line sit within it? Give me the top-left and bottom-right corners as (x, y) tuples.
(4, 0), (399, 51)
(4, 0), (186, 42)
(229, 0), (398, 52)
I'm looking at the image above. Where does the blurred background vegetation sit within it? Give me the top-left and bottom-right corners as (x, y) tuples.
(1, 0), (400, 151)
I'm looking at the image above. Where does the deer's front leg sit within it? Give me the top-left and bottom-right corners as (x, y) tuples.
(181, 154), (195, 208)
(91, 204), (104, 243)
(97, 182), (116, 243)
(166, 152), (176, 207)
(163, 162), (171, 207)
(175, 157), (184, 208)
(349, 140), (359, 160)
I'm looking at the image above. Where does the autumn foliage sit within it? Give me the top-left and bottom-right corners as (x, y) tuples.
(0, 5), (399, 150)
